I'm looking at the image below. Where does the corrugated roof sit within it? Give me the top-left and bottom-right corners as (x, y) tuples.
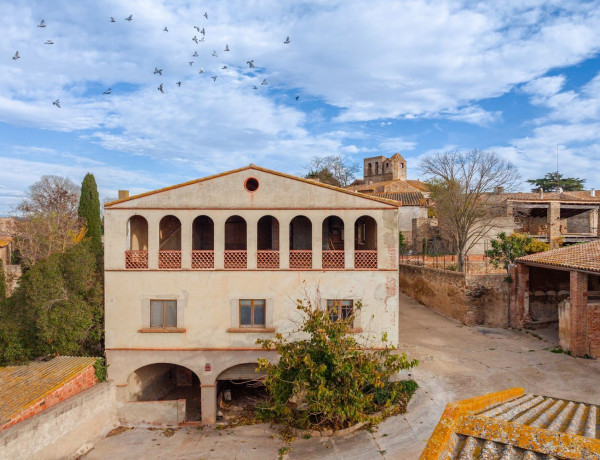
(104, 164), (400, 208)
(518, 240), (600, 273)
(0, 356), (96, 425)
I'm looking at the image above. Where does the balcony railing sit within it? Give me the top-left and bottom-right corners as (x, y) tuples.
(354, 250), (377, 269)
(322, 250), (345, 269)
(257, 250), (279, 269)
(224, 250), (247, 269)
(289, 250), (312, 270)
(158, 250), (182, 270)
(192, 250), (214, 269)
(125, 250), (148, 269)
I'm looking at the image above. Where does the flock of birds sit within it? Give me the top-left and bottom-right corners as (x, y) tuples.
(11, 14), (295, 108)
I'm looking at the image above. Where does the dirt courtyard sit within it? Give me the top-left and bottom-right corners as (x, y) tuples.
(84, 293), (600, 459)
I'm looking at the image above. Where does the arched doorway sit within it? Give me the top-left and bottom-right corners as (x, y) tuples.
(192, 215), (214, 269)
(289, 215), (312, 269)
(215, 363), (267, 423)
(257, 215), (280, 268)
(126, 215), (148, 269)
(128, 363), (201, 422)
(159, 215), (182, 269)
(322, 216), (344, 269)
(355, 215), (377, 269)
(225, 215), (247, 269)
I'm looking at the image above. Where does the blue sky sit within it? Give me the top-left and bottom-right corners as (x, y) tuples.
(2, 0), (600, 215)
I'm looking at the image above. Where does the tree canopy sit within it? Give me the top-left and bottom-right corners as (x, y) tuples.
(527, 172), (585, 192)
(0, 240), (103, 365)
(13, 175), (82, 268)
(421, 149), (520, 272)
(485, 232), (550, 275)
(305, 155), (359, 187)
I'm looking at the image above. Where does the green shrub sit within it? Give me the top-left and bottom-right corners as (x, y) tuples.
(256, 298), (418, 430)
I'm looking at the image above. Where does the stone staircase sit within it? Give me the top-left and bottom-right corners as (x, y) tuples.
(450, 394), (599, 459)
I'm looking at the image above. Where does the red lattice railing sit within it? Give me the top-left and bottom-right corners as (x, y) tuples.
(257, 250), (279, 269)
(158, 250), (182, 270)
(125, 250), (148, 269)
(192, 250), (214, 269)
(355, 250), (377, 269)
(290, 250), (312, 270)
(225, 250), (247, 269)
(322, 250), (345, 269)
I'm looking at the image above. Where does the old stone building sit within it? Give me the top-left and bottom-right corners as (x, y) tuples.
(347, 154), (429, 249)
(103, 165), (401, 425)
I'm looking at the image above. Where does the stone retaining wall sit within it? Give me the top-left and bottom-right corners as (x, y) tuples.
(398, 264), (509, 327)
(0, 382), (117, 460)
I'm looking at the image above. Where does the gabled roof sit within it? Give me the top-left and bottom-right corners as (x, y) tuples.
(0, 356), (96, 426)
(346, 179), (428, 194)
(105, 164), (400, 208)
(518, 240), (600, 273)
(368, 192), (427, 206)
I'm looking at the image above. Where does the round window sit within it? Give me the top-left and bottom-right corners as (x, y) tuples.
(244, 177), (259, 192)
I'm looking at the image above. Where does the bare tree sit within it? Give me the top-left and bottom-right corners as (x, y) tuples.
(420, 150), (520, 272)
(305, 155), (359, 187)
(13, 175), (82, 268)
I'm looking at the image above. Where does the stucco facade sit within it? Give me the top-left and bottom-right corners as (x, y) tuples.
(104, 165), (400, 424)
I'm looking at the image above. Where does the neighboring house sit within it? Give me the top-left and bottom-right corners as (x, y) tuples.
(347, 154), (429, 249)
(103, 165), (401, 424)
(514, 240), (600, 358)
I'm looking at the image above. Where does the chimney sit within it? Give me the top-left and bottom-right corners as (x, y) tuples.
(118, 190), (130, 200)
(494, 186), (504, 194)
(539, 188), (544, 199)
(591, 188), (596, 197)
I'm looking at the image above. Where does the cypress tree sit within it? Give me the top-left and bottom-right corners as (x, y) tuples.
(78, 173), (102, 253)
(0, 260), (6, 301)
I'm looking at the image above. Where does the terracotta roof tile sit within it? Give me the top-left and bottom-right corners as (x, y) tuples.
(368, 192), (426, 206)
(518, 240), (600, 273)
(502, 191), (600, 203)
(0, 356), (96, 425)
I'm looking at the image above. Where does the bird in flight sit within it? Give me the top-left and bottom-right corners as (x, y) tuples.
(163, 27), (168, 32)
(154, 67), (163, 75)
(110, 17), (115, 22)
(125, 15), (133, 21)
(158, 83), (164, 93)
(200, 28), (205, 36)
(253, 85), (257, 89)
(45, 40), (54, 45)
(12, 51), (20, 60)
(221, 65), (227, 69)
(53, 99), (61, 108)
(193, 51), (198, 57)
(212, 75), (217, 81)
(225, 44), (230, 52)
(192, 36), (199, 44)
(104, 88), (111, 95)
(199, 36), (205, 42)
(284, 36), (290, 44)
(204, 12), (208, 19)
(198, 69), (204, 74)
(176, 81), (182, 87)
(194, 25), (200, 32)
(261, 79), (268, 85)
(37, 19), (46, 28)
(246, 60), (255, 68)
(212, 50), (218, 57)
(189, 61), (194, 66)
(295, 96), (299, 101)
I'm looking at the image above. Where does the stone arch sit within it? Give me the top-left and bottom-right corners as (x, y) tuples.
(127, 215), (148, 250)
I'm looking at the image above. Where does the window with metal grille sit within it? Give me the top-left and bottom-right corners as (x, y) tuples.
(239, 299), (266, 327)
(150, 300), (177, 327)
(327, 299), (353, 322)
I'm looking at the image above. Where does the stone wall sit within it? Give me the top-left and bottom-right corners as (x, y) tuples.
(0, 382), (117, 460)
(117, 399), (186, 426)
(398, 264), (509, 327)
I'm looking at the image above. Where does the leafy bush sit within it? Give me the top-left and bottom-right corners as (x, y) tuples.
(256, 298), (418, 430)
(94, 357), (109, 382)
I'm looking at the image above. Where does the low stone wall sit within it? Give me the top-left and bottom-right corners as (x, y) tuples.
(117, 399), (186, 426)
(0, 381), (117, 460)
(398, 264), (509, 327)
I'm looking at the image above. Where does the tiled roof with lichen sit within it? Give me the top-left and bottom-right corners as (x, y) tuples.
(421, 388), (600, 459)
(518, 240), (600, 274)
(0, 356), (96, 425)
(501, 191), (600, 203)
